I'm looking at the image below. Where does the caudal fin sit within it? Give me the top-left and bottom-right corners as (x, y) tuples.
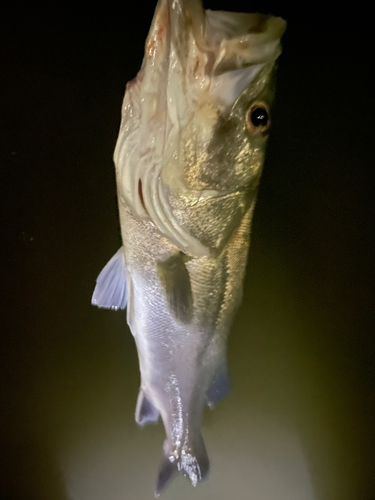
(155, 456), (177, 497)
(155, 434), (209, 497)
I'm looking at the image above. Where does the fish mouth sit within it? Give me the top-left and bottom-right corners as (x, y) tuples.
(114, 0), (286, 257)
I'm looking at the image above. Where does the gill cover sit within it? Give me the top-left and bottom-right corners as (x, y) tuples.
(114, 0), (285, 257)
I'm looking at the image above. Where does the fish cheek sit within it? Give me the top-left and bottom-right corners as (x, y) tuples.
(181, 114), (242, 191)
(191, 114), (261, 192)
(200, 116), (241, 190)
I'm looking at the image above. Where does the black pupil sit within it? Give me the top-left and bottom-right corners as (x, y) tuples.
(251, 107), (268, 127)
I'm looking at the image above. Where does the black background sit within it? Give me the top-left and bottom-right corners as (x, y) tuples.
(1, 1), (374, 499)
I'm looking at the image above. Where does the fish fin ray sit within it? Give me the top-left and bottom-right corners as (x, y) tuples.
(157, 253), (193, 324)
(91, 247), (127, 310)
(155, 433), (209, 495)
(155, 456), (178, 497)
(206, 360), (231, 408)
(179, 433), (209, 485)
(135, 390), (160, 427)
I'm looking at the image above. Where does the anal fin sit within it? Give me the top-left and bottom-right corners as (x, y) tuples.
(135, 389), (160, 427)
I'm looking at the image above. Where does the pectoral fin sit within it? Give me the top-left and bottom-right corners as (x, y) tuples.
(157, 253), (193, 324)
(91, 247), (127, 310)
(135, 390), (160, 427)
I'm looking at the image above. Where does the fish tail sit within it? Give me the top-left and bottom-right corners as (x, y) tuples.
(155, 433), (209, 497)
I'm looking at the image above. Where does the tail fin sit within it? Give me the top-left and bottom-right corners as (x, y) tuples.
(155, 434), (209, 497)
(155, 456), (177, 497)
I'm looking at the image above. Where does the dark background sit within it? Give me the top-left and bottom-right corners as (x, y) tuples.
(1, 2), (374, 499)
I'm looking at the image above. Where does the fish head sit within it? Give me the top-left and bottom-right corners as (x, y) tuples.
(114, 0), (286, 256)
(171, 9), (286, 194)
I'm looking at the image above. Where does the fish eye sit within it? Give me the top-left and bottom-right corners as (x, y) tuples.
(246, 102), (271, 135)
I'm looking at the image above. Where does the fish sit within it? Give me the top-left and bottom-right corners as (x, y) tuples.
(92, 0), (286, 495)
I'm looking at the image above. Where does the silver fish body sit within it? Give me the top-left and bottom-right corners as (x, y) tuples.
(92, 0), (285, 495)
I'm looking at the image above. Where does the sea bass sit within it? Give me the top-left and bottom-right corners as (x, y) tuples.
(92, 0), (285, 495)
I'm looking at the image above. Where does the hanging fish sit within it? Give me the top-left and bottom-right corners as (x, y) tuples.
(92, 0), (285, 495)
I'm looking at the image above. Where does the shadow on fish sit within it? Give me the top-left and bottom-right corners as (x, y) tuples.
(92, 0), (286, 496)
